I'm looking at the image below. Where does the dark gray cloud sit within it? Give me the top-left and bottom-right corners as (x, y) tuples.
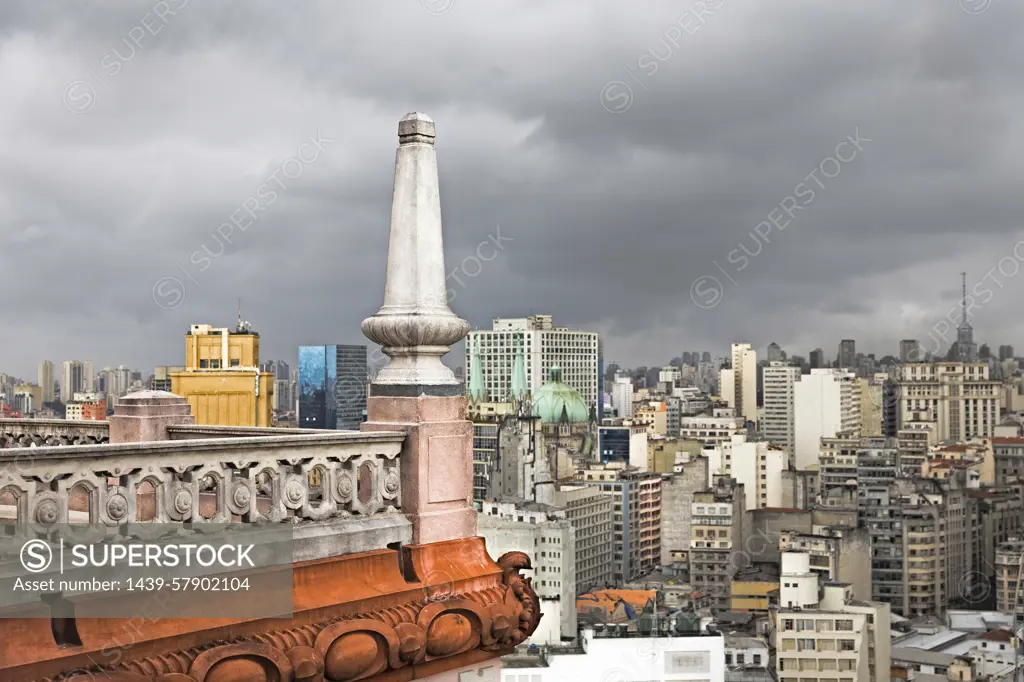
(1, 0), (1023, 380)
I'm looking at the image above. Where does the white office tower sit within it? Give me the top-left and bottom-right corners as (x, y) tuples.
(707, 434), (785, 510)
(762, 361), (801, 460)
(612, 375), (634, 419)
(465, 315), (599, 412)
(776, 551), (891, 682)
(720, 343), (756, 425)
(793, 369), (861, 470)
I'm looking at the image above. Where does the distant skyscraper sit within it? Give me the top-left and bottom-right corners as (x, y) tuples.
(837, 339), (856, 370)
(899, 339), (920, 363)
(766, 342), (785, 363)
(809, 348), (824, 369)
(336, 345), (368, 430)
(1000, 345), (1015, 361)
(682, 352), (692, 366)
(721, 343), (757, 425)
(762, 361), (801, 460)
(298, 345), (367, 430)
(702, 351), (711, 363)
(60, 360), (85, 403)
(38, 360), (54, 404)
(84, 360), (94, 392)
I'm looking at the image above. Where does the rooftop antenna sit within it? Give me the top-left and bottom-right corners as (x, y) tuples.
(961, 271), (968, 327)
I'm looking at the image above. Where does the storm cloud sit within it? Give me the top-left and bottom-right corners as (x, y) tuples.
(1, 0), (1023, 378)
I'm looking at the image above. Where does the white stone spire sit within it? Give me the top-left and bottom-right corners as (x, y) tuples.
(361, 112), (469, 390)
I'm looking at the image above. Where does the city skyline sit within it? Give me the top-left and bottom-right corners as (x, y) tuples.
(2, 2), (1023, 379)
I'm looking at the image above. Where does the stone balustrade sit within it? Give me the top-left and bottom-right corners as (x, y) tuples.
(0, 418), (110, 448)
(0, 430), (405, 542)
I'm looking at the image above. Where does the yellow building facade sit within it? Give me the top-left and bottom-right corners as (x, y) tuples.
(170, 324), (274, 427)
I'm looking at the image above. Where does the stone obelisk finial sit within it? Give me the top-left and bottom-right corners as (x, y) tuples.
(361, 113), (470, 394)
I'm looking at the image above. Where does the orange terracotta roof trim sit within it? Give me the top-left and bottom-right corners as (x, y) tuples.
(2, 539), (542, 682)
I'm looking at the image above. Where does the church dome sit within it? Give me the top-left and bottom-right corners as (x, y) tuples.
(532, 365), (590, 424)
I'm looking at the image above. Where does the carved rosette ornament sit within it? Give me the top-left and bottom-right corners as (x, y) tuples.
(34, 498), (59, 526)
(380, 467), (400, 500)
(335, 473), (354, 503)
(167, 485), (194, 521)
(54, 551), (542, 682)
(105, 493), (129, 521)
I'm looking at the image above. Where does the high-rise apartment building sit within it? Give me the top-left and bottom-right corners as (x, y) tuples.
(837, 339), (856, 370)
(857, 450), (973, 618)
(465, 315), (600, 414)
(809, 348), (825, 370)
(37, 361), (54, 404)
(999, 345), (1016, 362)
(895, 362), (1002, 441)
(297, 344), (368, 430)
(581, 465), (662, 583)
(794, 369), (861, 470)
(689, 477), (746, 613)
(170, 323), (274, 427)
(60, 360), (86, 403)
(762, 361), (801, 458)
(720, 343), (757, 425)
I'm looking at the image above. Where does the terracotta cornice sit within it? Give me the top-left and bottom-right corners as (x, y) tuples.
(2, 539), (541, 682)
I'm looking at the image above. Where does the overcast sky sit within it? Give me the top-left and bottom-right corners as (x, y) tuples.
(1, 0), (1022, 379)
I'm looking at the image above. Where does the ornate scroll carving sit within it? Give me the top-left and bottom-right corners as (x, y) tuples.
(50, 550), (542, 682)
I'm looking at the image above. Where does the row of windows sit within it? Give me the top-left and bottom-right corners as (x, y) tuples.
(198, 359), (241, 369)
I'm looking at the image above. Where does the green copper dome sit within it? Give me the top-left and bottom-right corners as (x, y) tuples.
(532, 365), (590, 424)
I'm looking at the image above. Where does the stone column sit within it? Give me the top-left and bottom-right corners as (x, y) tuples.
(108, 390), (195, 444)
(361, 112), (475, 545)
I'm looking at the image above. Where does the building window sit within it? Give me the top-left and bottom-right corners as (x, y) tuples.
(231, 359), (240, 367)
(199, 359), (209, 369)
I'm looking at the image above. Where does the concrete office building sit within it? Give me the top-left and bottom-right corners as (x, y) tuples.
(895, 362), (1002, 442)
(171, 323), (274, 427)
(479, 499), (576, 644)
(776, 553), (891, 682)
(465, 315), (600, 415)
